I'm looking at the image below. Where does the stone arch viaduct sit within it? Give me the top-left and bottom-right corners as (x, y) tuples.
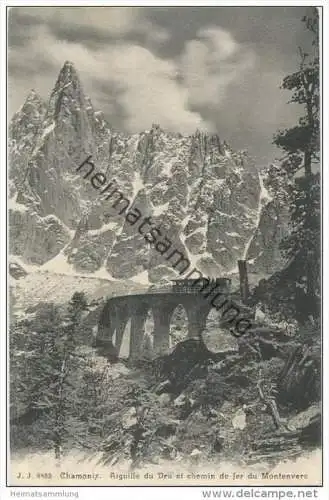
(97, 279), (251, 359)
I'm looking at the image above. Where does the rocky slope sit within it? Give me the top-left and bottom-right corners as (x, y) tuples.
(9, 61), (289, 284)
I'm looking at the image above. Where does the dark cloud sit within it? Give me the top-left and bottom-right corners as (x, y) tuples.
(145, 6), (312, 48)
(47, 24), (112, 49)
(7, 6), (319, 166)
(8, 6), (170, 53)
(93, 81), (129, 132)
(9, 53), (54, 74)
(7, 9), (42, 46)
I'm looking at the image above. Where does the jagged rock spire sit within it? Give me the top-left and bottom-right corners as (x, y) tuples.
(9, 89), (46, 143)
(14, 89), (45, 117)
(24, 89), (44, 106)
(56, 60), (80, 86)
(46, 60), (87, 120)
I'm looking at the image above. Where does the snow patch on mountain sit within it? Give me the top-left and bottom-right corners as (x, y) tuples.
(130, 270), (150, 286)
(41, 250), (77, 275)
(9, 195), (28, 213)
(152, 201), (170, 216)
(132, 171), (145, 199)
(243, 172), (265, 260)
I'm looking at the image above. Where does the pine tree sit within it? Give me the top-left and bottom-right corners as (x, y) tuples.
(10, 294), (89, 459)
(273, 8), (320, 323)
(50, 292), (89, 460)
(10, 303), (64, 448)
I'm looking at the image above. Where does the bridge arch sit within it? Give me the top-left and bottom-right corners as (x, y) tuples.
(169, 303), (189, 349)
(142, 309), (155, 358)
(113, 309), (155, 360)
(118, 318), (131, 359)
(202, 307), (239, 353)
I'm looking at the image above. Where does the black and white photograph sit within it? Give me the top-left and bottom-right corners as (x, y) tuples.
(3, 2), (325, 491)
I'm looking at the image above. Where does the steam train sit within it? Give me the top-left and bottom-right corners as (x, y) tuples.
(171, 277), (231, 294)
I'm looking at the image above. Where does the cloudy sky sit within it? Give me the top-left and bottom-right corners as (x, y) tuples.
(8, 6), (316, 166)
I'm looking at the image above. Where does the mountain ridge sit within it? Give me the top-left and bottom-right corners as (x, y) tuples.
(9, 61), (289, 285)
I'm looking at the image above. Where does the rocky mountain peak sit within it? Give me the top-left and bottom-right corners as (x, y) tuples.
(191, 130), (225, 157)
(62, 60), (77, 73)
(10, 89), (46, 135)
(24, 89), (45, 108)
(9, 89), (46, 181)
(46, 61), (88, 121)
(56, 60), (80, 89)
